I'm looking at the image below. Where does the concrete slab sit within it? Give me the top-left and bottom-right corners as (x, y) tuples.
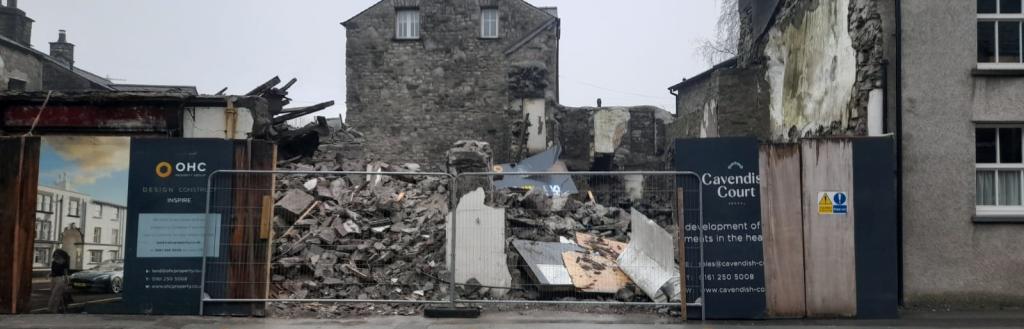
(617, 209), (680, 303)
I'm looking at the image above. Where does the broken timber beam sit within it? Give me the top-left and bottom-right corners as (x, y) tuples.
(247, 76), (281, 96)
(272, 101), (336, 124)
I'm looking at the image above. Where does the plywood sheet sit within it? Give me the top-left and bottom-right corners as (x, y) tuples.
(562, 251), (631, 294)
(575, 232), (626, 259)
(801, 140), (856, 317)
(759, 144), (807, 318)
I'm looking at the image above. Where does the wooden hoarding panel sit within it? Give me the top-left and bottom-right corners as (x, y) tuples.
(801, 140), (856, 317)
(0, 137), (40, 314)
(759, 144), (806, 317)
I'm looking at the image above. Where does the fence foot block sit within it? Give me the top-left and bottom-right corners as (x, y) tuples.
(423, 306), (482, 318)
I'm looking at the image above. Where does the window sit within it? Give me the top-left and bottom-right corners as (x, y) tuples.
(112, 208), (120, 221)
(34, 248), (50, 265)
(37, 194), (53, 213)
(108, 250), (118, 260)
(68, 199), (79, 217)
(113, 229), (120, 244)
(36, 220), (51, 240)
(481, 8), (500, 38)
(94, 227), (102, 244)
(89, 250), (102, 263)
(396, 9), (420, 40)
(976, 126), (1024, 217)
(7, 78), (26, 91)
(978, 0), (1024, 68)
(94, 204), (103, 218)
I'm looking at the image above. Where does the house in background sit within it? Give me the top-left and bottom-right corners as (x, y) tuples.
(34, 176), (126, 274)
(0, 0), (197, 93)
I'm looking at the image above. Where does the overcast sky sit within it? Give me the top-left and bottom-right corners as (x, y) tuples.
(22, 0), (721, 119)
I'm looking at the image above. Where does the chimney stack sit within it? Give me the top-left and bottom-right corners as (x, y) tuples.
(0, 0), (32, 45)
(50, 30), (75, 67)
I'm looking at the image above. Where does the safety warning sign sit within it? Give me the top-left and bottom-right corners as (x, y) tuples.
(818, 192), (849, 215)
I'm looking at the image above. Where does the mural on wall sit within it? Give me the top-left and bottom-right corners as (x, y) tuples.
(35, 136), (129, 274)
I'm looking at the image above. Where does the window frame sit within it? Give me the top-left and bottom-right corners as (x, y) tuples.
(395, 8), (421, 40)
(89, 250), (102, 263)
(481, 7), (500, 39)
(976, 125), (1024, 219)
(93, 227), (102, 244)
(68, 198), (80, 217)
(978, 0), (1024, 69)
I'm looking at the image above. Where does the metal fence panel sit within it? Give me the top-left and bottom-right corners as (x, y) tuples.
(200, 170), (455, 315)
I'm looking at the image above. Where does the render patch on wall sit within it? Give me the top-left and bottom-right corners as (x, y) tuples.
(593, 108), (631, 154)
(764, 0), (857, 141)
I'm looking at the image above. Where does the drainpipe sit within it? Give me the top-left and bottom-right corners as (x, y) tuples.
(225, 98), (238, 139)
(894, 0), (905, 306)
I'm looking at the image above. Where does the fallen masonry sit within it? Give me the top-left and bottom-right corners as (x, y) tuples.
(268, 128), (682, 317)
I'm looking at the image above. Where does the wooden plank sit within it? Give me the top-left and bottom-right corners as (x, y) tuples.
(675, 187), (687, 319)
(260, 195), (273, 240)
(759, 144), (807, 318)
(801, 140), (856, 317)
(562, 251), (631, 294)
(0, 137), (39, 314)
(224, 141), (275, 315)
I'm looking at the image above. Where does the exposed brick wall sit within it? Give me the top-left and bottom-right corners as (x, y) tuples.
(344, 0), (557, 170)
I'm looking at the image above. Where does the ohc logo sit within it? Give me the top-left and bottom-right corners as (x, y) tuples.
(155, 161), (207, 179)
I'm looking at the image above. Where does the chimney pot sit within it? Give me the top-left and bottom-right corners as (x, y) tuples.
(58, 29), (66, 42)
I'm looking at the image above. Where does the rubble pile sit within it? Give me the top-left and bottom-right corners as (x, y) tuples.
(270, 159), (451, 316)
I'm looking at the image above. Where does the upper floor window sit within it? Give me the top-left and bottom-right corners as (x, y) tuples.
(37, 194), (53, 213)
(978, 0), (1024, 68)
(396, 9), (420, 40)
(68, 199), (80, 217)
(93, 227), (102, 243)
(976, 126), (1024, 219)
(481, 8), (500, 38)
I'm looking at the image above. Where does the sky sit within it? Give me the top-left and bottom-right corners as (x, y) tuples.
(39, 136), (130, 205)
(21, 0), (722, 119)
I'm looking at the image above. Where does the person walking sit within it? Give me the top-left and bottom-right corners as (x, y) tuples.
(47, 249), (71, 313)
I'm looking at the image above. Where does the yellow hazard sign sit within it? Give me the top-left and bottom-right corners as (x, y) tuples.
(818, 192), (849, 215)
(818, 194), (833, 214)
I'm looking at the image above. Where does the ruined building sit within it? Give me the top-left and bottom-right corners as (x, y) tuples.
(343, 0), (560, 168)
(343, 0), (674, 171)
(668, 0), (897, 142)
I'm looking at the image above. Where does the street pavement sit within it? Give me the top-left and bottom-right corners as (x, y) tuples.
(29, 278), (121, 313)
(1, 310), (1023, 328)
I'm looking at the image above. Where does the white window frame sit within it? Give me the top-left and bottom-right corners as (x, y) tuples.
(481, 8), (500, 39)
(978, 0), (1024, 69)
(396, 9), (420, 40)
(976, 125), (1024, 217)
(89, 250), (102, 263)
(94, 227), (102, 244)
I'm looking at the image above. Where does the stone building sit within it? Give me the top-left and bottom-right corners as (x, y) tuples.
(34, 181), (126, 273)
(0, 1), (197, 93)
(343, 0), (560, 168)
(667, 0), (898, 142)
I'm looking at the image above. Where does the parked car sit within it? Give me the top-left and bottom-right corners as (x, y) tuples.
(69, 259), (124, 294)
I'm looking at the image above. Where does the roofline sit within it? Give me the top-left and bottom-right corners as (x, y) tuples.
(0, 34), (116, 91)
(504, 17), (559, 56)
(342, 0), (557, 27)
(667, 57), (737, 92)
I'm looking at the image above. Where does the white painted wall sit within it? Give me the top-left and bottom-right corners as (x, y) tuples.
(593, 108), (631, 154)
(764, 0), (856, 141)
(523, 98), (547, 154)
(183, 107), (255, 139)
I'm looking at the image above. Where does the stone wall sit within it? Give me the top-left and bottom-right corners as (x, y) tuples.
(666, 67), (769, 141)
(0, 43), (42, 91)
(732, 0), (888, 142)
(41, 61), (103, 91)
(552, 105), (672, 171)
(344, 0), (557, 170)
